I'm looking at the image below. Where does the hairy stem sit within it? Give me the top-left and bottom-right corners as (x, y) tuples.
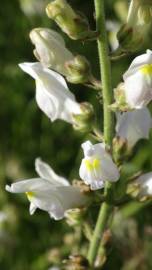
(87, 0), (114, 266)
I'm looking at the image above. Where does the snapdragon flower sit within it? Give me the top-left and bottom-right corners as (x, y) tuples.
(135, 172), (152, 198)
(46, 0), (96, 40)
(19, 62), (83, 124)
(79, 141), (120, 190)
(30, 28), (74, 75)
(123, 50), (152, 108)
(6, 158), (87, 220)
(116, 108), (152, 148)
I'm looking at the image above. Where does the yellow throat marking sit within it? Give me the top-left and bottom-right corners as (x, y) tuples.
(140, 64), (152, 75)
(26, 191), (34, 199)
(85, 158), (100, 171)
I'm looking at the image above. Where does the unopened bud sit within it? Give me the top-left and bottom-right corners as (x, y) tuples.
(73, 102), (95, 132)
(112, 137), (130, 164)
(127, 182), (140, 197)
(117, 24), (143, 52)
(116, 0), (152, 53)
(109, 83), (130, 112)
(29, 27), (74, 74)
(46, 0), (97, 40)
(65, 55), (91, 84)
(65, 208), (86, 226)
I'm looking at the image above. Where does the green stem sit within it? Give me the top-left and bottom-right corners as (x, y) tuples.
(88, 198), (112, 265)
(87, 0), (114, 266)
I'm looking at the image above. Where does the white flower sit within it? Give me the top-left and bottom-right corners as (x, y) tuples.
(19, 62), (82, 123)
(5, 158), (87, 220)
(30, 28), (74, 75)
(79, 141), (120, 190)
(135, 172), (152, 198)
(123, 50), (152, 108)
(116, 108), (152, 147)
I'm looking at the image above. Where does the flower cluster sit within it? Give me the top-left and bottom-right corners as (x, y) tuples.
(113, 49), (152, 200)
(114, 50), (152, 150)
(5, 0), (152, 225)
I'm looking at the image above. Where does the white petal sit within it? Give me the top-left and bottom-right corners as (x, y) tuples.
(35, 158), (69, 186)
(81, 141), (94, 157)
(30, 28), (66, 48)
(99, 156), (120, 182)
(123, 50), (152, 80)
(56, 186), (87, 210)
(79, 141), (120, 190)
(122, 50), (152, 108)
(19, 62), (42, 80)
(40, 28), (66, 46)
(124, 72), (152, 108)
(93, 143), (106, 157)
(29, 28), (74, 74)
(28, 189), (62, 213)
(81, 141), (106, 158)
(64, 98), (82, 115)
(29, 203), (37, 215)
(116, 108), (152, 147)
(90, 180), (104, 191)
(28, 186), (87, 220)
(5, 178), (51, 193)
(19, 62), (69, 90)
(79, 159), (92, 185)
(136, 172), (152, 196)
(35, 80), (60, 121)
(48, 208), (64, 220)
(19, 62), (81, 123)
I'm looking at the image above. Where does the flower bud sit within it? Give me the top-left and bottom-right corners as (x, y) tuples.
(72, 102), (95, 133)
(112, 136), (130, 164)
(46, 0), (96, 40)
(65, 208), (86, 226)
(127, 182), (140, 197)
(117, 25), (142, 53)
(109, 83), (130, 112)
(116, 0), (152, 53)
(29, 28), (74, 74)
(65, 55), (91, 84)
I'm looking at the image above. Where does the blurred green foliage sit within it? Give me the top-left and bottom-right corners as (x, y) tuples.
(0, 0), (152, 269)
